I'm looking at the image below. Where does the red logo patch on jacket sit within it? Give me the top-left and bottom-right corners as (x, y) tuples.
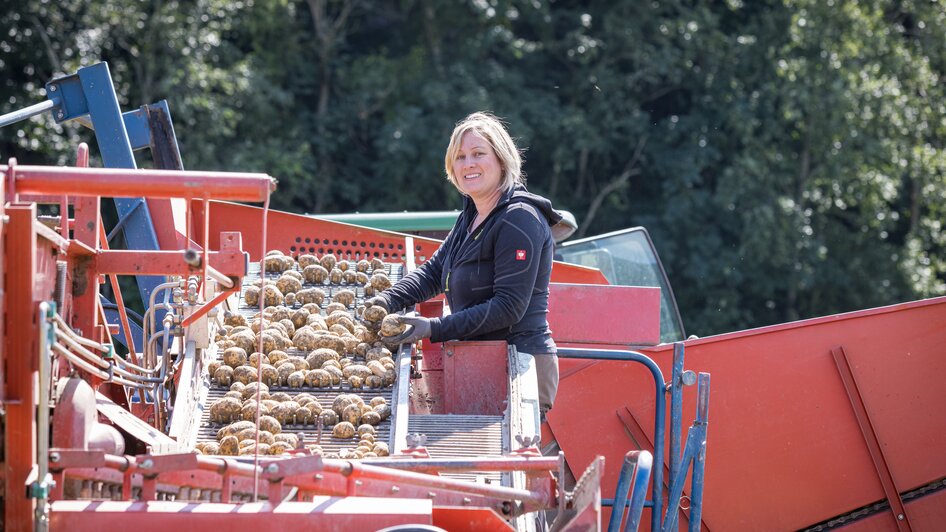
(516, 249), (527, 261)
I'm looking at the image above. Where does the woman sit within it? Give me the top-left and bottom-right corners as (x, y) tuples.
(368, 111), (561, 416)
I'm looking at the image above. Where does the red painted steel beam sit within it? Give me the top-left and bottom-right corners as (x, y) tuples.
(832, 346), (913, 531)
(4, 203), (39, 532)
(49, 498), (433, 531)
(6, 164), (275, 201)
(96, 250), (246, 277)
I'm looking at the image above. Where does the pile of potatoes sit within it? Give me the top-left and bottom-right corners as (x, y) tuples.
(244, 250), (392, 308)
(203, 389), (392, 457)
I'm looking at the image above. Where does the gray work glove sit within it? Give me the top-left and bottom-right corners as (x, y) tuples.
(364, 296), (389, 312)
(387, 315), (432, 345)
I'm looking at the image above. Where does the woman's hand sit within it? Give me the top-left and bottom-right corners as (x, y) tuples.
(387, 315), (431, 345)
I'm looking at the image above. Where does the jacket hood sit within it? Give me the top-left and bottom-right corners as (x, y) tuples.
(463, 184), (564, 227)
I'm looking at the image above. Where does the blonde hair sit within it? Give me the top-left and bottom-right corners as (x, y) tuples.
(444, 112), (524, 193)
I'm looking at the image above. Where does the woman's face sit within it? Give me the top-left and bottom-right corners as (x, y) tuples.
(452, 131), (503, 202)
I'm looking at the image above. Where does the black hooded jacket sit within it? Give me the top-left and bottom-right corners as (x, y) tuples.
(379, 184), (560, 354)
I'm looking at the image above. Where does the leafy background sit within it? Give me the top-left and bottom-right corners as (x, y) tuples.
(2, 0), (944, 336)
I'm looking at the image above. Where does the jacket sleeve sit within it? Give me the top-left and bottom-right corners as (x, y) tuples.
(429, 204), (547, 342)
(378, 226), (455, 312)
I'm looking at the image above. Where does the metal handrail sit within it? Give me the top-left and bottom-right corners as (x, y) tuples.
(556, 347), (667, 532)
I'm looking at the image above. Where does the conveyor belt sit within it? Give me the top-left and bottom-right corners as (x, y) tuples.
(407, 414), (507, 484)
(196, 259), (406, 455)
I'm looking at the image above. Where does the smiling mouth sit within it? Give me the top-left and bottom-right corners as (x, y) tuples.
(464, 173), (481, 180)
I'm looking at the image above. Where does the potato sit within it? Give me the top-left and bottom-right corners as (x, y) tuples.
(355, 259), (370, 273)
(295, 393), (316, 406)
(264, 254), (293, 273)
(224, 390), (243, 400)
(348, 375), (364, 388)
(295, 287), (326, 306)
(370, 272), (392, 291)
(324, 366), (344, 385)
(369, 397), (387, 407)
(244, 286), (261, 307)
(210, 397), (242, 423)
(305, 348), (339, 369)
(241, 402), (268, 421)
(297, 254), (318, 269)
(232, 365), (258, 385)
(270, 391), (292, 402)
(270, 441), (293, 455)
(291, 309), (311, 329)
(305, 369), (332, 387)
(373, 404), (392, 421)
(284, 292), (297, 306)
(268, 350), (289, 366)
(224, 311), (248, 328)
(259, 364), (279, 386)
(258, 415), (281, 434)
(361, 411), (382, 426)
(202, 442), (221, 455)
(319, 410), (339, 427)
(363, 305), (387, 322)
(332, 289), (356, 307)
(333, 394), (364, 416)
(213, 365), (234, 386)
(382, 368), (397, 387)
(242, 382), (269, 400)
(357, 424), (376, 438)
(337, 260), (350, 272)
(342, 403), (362, 425)
(276, 275), (302, 295)
(248, 352), (269, 368)
(333, 421), (356, 439)
(369, 258), (384, 271)
(307, 314), (328, 330)
(301, 302), (322, 314)
(271, 402), (297, 425)
(326, 311), (355, 330)
(380, 315), (406, 337)
(274, 432), (300, 448)
(240, 443), (271, 455)
(320, 254), (338, 271)
(261, 284), (285, 307)
(329, 268), (344, 284)
(279, 318), (296, 337)
(287, 370), (306, 388)
(219, 435), (240, 455)
(303, 264), (330, 285)
(208, 360), (223, 376)
(342, 270), (357, 284)
(217, 420), (255, 440)
(354, 342), (370, 357)
(265, 305), (292, 322)
(343, 364), (372, 380)
(228, 330), (258, 354)
(365, 375), (383, 388)
(223, 347), (248, 368)
(300, 400), (322, 415)
(360, 433), (376, 445)
(373, 442), (389, 457)
(366, 360), (387, 378)
(276, 362), (296, 386)
(325, 302), (347, 315)
(235, 427), (259, 442)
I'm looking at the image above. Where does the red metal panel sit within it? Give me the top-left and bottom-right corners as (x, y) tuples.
(441, 341), (509, 416)
(837, 489), (946, 532)
(207, 201), (444, 264)
(4, 203), (39, 532)
(548, 284), (661, 345)
(549, 296), (946, 531)
(95, 249), (246, 277)
(550, 261), (609, 285)
(10, 165), (275, 201)
(432, 507), (514, 531)
(49, 498), (433, 531)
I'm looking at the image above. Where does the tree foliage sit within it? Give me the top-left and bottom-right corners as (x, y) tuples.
(2, 0), (944, 336)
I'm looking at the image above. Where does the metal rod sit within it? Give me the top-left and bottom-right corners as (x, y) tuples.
(36, 303), (53, 532)
(669, 342), (685, 489)
(98, 219), (140, 364)
(625, 451), (653, 532)
(356, 456), (559, 473)
(0, 99), (56, 127)
(609, 451), (642, 532)
(51, 344), (151, 389)
(557, 347), (667, 532)
(54, 331), (162, 384)
(9, 165), (276, 201)
(688, 374), (711, 532)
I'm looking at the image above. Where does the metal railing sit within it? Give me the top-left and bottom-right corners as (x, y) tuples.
(557, 343), (710, 532)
